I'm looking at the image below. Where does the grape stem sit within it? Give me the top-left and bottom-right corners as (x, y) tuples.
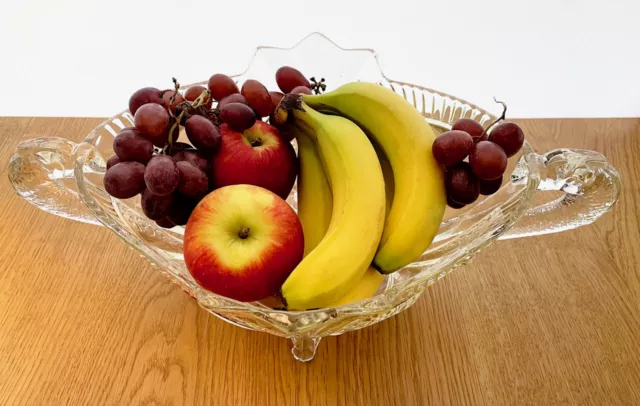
(162, 78), (182, 152)
(192, 89), (211, 107)
(167, 77), (181, 119)
(480, 98), (507, 139)
(309, 77), (327, 95)
(164, 81), (212, 153)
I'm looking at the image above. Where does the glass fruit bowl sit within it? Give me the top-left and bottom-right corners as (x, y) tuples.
(8, 33), (621, 362)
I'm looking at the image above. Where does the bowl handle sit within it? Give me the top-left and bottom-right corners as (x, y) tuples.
(499, 148), (621, 240)
(8, 137), (103, 226)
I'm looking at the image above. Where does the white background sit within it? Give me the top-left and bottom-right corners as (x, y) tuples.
(1, 0), (638, 118)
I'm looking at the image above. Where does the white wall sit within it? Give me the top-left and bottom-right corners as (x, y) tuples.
(1, 0), (639, 118)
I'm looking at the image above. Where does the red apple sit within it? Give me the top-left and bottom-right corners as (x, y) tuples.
(212, 121), (297, 199)
(184, 184), (304, 301)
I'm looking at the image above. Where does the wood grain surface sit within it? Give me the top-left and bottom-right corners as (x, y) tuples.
(0, 117), (639, 405)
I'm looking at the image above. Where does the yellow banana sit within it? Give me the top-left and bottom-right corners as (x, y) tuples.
(331, 266), (385, 306)
(281, 103), (386, 310)
(292, 125), (333, 256)
(303, 83), (446, 273)
(291, 124), (385, 307)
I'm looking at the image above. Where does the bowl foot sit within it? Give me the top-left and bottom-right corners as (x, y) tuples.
(290, 335), (321, 362)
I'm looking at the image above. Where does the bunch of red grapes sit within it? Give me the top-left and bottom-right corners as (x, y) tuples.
(432, 102), (525, 209)
(103, 66), (314, 228)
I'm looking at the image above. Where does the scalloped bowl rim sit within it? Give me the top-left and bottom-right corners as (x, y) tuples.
(72, 33), (540, 318)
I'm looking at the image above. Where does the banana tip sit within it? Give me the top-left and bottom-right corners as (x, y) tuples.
(278, 289), (289, 309)
(371, 262), (387, 275)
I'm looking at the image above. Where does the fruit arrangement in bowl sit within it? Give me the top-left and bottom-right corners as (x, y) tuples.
(9, 33), (621, 361)
(105, 63), (528, 311)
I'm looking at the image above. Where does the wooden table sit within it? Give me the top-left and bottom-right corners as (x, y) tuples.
(1, 117), (639, 405)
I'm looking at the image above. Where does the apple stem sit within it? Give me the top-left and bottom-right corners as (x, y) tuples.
(238, 227), (251, 239)
(250, 138), (262, 147)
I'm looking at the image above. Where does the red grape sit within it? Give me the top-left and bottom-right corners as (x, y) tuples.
(208, 74), (239, 101)
(447, 196), (466, 209)
(134, 103), (169, 141)
(184, 115), (221, 155)
(452, 118), (485, 141)
(275, 66), (311, 94)
(141, 188), (174, 220)
(291, 86), (312, 95)
(271, 121), (293, 143)
(103, 161), (146, 199)
(219, 103), (256, 132)
(144, 155), (180, 196)
(168, 194), (198, 226)
(445, 162), (480, 204)
(129, 87), (163, 116)
(432, 130), (474, 166)
(469, 141), (508, 180)
(241, 80), (273, 117)
(479, 176), (503, 196)
(113, 129), (154, 164)
(184, 85), (206, 101)
(269, 91), (284, 110)
(161, 90), (185, 114)
(173, 150), (209, 174)
(177, 161), (209, 197)
(488, 122), (524, 157)
(155, 217), (175, 228)
(184, 85), (212, 110)
(106, 155), (120, 170)
(141, 119), (177, 148)
(217, 93), (248, 110)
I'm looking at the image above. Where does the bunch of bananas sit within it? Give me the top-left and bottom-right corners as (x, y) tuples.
(277, 82), (446, 310)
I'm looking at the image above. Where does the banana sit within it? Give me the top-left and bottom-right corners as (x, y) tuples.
(331, 266), (385, 306)
(291, 125), (333, 257)
(281, 103), (386, 310)
(303, 83), (446, 273)
(291, 123), (385, 307)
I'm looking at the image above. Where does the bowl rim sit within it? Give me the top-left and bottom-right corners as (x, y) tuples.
(72, 33), (541, 318)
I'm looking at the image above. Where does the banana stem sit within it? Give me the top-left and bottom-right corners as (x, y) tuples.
(273, 94), (304, 127)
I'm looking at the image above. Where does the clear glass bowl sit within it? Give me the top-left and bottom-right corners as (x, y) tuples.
(8, 33), (621, 362)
